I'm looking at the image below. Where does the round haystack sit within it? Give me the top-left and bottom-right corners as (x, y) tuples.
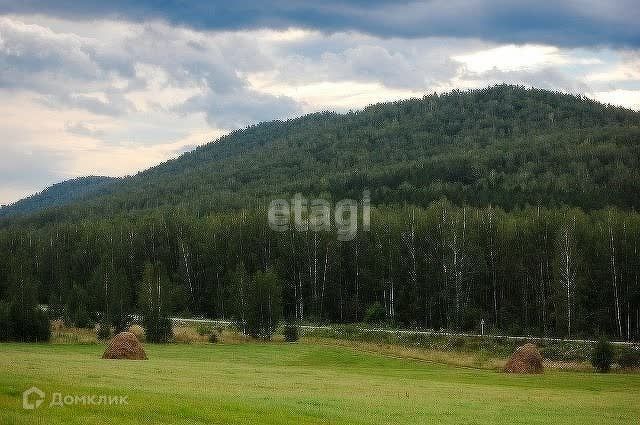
(503, 343), (543, 373)
(102, 331), (148, 360)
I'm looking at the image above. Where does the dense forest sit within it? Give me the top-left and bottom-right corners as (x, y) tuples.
(0, 176), (116, 218)
(1, 85), (640, 340)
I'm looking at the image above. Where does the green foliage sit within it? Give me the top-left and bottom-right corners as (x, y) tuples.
(0, 301), (11, 341)
(0, 176), (115, 219)
(0, 86), (640, 341)
(139, 262), (173, 343)
(244, 269), (282, 340)
(8, 304), (51, 343)
(591, 338), (615, 373)
(96, 318), (112, 340)
(0, 281), (51, 342)
(364, 302), (386, 324)
(196, 324), (212, 336)
(616, 347), (640, 369)
(283, 324), (299, 342)
(4, 85), (640, 225)
(143, 315), (173, 343)
(229, 263), (249, 333)
(65, 285), (91, 328)
(0, 201), (639, 340)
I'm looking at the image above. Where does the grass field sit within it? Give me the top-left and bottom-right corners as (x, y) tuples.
(1, 341), (639, 424)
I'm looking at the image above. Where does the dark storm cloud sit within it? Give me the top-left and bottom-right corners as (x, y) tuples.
(0, 0), (638, 47)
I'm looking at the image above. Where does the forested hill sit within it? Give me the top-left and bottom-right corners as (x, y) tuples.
(2, 85), (640, 341)
(6, 85), (640, 226)
(0, 176), (116, 219)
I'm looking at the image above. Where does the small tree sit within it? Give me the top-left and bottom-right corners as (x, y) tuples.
(245, 269), (282, 340)
(0, 301), (10, 341)
(138, 262), (173, 343)
(283, 323), (299, 342)
(109, 269), (132, 333)
(229, 263), (249, 334)
(4, 281), (51, 342)
(97, 315), (112, 340)
(65, 284), (91, 328)
(364, 302), (386, 324)
(591, 337), (614, 373)
(143, 315), (173, 343)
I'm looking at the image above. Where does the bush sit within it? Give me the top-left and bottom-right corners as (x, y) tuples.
(196, 324), (212, 336)
(30, 308), (51, 342)
(173, 326), (200, 343)
(244, 269), (282, 340)
(64, 285), (91, 328)
(617, 347), (640, 369)
(128, 324), (145, 341)
(143, 315), (173, 343)
(110, 312), (131, 334)
(364, 302), (386, 324)
(283, 324), (299, 342)
(208, 332), (219, 343)
(0, 301), (11, 341)
(96, 320), (112, 340)
(591, 338), (614, 373)
(3, 302), (51, 343)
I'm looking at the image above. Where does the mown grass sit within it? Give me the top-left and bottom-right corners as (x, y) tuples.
(0, 341), (639, 424)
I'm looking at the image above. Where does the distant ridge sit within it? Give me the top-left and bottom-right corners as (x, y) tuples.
(0, 176), (117, 218)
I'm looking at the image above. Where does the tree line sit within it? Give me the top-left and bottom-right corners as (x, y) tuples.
(5, 85), (640, 227)
(0, 200), (638, 340)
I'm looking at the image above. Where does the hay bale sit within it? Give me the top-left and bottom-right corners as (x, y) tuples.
(503, 343), (543, 373)
(102, 331), (148, 360)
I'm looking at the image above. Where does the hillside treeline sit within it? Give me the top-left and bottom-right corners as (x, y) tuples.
(4, 85), (640, 226)
(1, 200), (638, 340)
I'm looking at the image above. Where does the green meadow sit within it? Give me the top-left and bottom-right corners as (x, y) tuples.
(1, 342), (639, 425)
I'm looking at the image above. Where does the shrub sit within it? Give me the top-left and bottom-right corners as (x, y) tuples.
(51, 319), (64, 333)
(128, 324), (145, 341)
(64, 285), (91, 328)
(208, 332), (219, 343)
(96, 320), (112, 340)
(364, 302), (386, 324)
(591, 338), (614, 373)
(617, 347), (640, 369)
(5, 302), (50, 342)
(110, 312), (131, 334)
(173, 326), (200, 343)
(283, 324), (299, 342)
(196, 324), (212, 336)
(30, 308), (51, 342)
(143, 315), (173, 343)
(244, 269), (282, 340)
(0, 301), (10, 341)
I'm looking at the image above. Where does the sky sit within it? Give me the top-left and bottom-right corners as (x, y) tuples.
(0, 0), (639, 205)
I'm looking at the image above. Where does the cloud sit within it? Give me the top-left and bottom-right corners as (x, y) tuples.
(181, 89), (301, 128)
(1, 1), (639, 47)
(588, 89), (640, 110)
(0, 11), (639, 205)
(64, 121), (106, 138)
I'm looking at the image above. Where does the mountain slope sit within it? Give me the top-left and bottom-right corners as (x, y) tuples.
(6, 85), (640, 224)
(2, 85), (640, 339)
(0, 176), (117, 219)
